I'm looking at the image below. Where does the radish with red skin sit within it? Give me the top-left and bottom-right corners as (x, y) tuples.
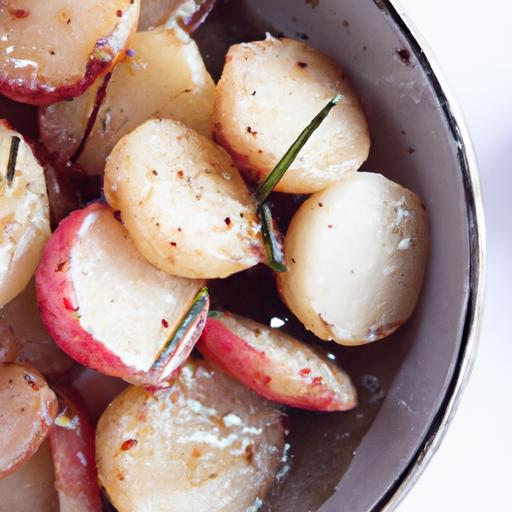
(198, 312), (357, 411)
(35, 202), (208, 386)
(49, 385), (102, 511)
(0, 0), (140, 105)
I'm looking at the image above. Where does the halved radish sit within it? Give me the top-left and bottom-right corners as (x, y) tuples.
(96, 360), (285, 512)
(49, 386), (102, 511)
(277, 172), (429, 345)
(138, 0), (215, 31)
(0, 0), (140, 105)
(0, 120), (51, 307)
(0, 278), (74, 379)
(214, 36), (370, 194)
(105, 119), (264, 279)
(0, 441), (58, 511)
(198, 312), (357, 411)
(0, 362), (57, 478)
(35, 202), (208, 386)
(40, 27), (215, 176)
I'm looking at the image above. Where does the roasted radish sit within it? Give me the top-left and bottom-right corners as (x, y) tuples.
(105, 119), (265, 279)
(40, 27), (215, 175)
(0, 441), (58, 512)
(0, 279), (74, 379)
(35, 202), (208, 386)
(214, 36), (370, 194)
(0, 121), (50, 307)
(0, 363), (57, 478)
(138, 0), (215, 32)
(0, 0), (140, 105)
(198, 312), (357, 411)
(277, 172), (429, 345)
(96, 361), (285, 512)
(49, 386), (102, 511)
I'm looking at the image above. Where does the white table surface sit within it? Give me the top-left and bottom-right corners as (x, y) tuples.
(395, 1), (511, 511)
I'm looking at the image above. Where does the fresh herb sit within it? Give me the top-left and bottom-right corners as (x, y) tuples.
(252, 94), (342, 207)
(151, 287), (209, 378)
(6, 135), (20, 186)
(254, 95), (342, 272)
(259, 203), (287, 272)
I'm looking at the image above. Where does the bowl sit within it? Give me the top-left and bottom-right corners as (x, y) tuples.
(195, 1), (485, 510)
(0, 1), (485, 510)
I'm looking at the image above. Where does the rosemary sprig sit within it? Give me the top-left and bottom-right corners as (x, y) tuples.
(252, 94), (342, 207)
(151, 287), (209, 375)
(6, 135), (20, 186)
(255, 94), (342, 272)
(259, 203), (287, 272)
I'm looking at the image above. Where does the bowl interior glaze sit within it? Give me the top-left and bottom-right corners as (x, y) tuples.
(195, 1), (472, 510)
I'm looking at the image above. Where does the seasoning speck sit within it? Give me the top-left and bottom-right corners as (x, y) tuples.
(121, 439), (138, 451)
(161, 319), (169, 328)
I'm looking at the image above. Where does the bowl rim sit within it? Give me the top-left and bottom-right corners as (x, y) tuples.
(370, 1), (486, 510)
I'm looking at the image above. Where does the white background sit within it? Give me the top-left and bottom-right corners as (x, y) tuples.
(396, 1), (512, 511)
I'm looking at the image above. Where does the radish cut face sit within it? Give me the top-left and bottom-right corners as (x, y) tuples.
(0, 0), (140, 105)
(96, 361), (285, 512)
(0, 441), (58, 512)
(198, 313), (357, 411)
(39, 27), (215, 176)
(0, 363), (57, 478)
(0, 120), (50, 307)
(36, 203), (207, 385)
(69, 207), (198, 371)
(104, 119), (264, 279)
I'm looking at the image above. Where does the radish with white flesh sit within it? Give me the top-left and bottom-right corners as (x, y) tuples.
(105, 119), (265, 279)
(277, 172), (429, 345)
(214, 36), (370, 194)
(138, 0), (215, 31)
(0, 120), (51, 307)
(0, 362), (57, 478)
(0, 441), (58, 512)
(35, 202), (208, 386)
(49, 386), (102, 511)
(0, 0), (140, 105)
(198, 312), (357, 411)
(40, 27), (215, 175)
(0, 278), (74, 379)
(96, 361), (285, 512)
